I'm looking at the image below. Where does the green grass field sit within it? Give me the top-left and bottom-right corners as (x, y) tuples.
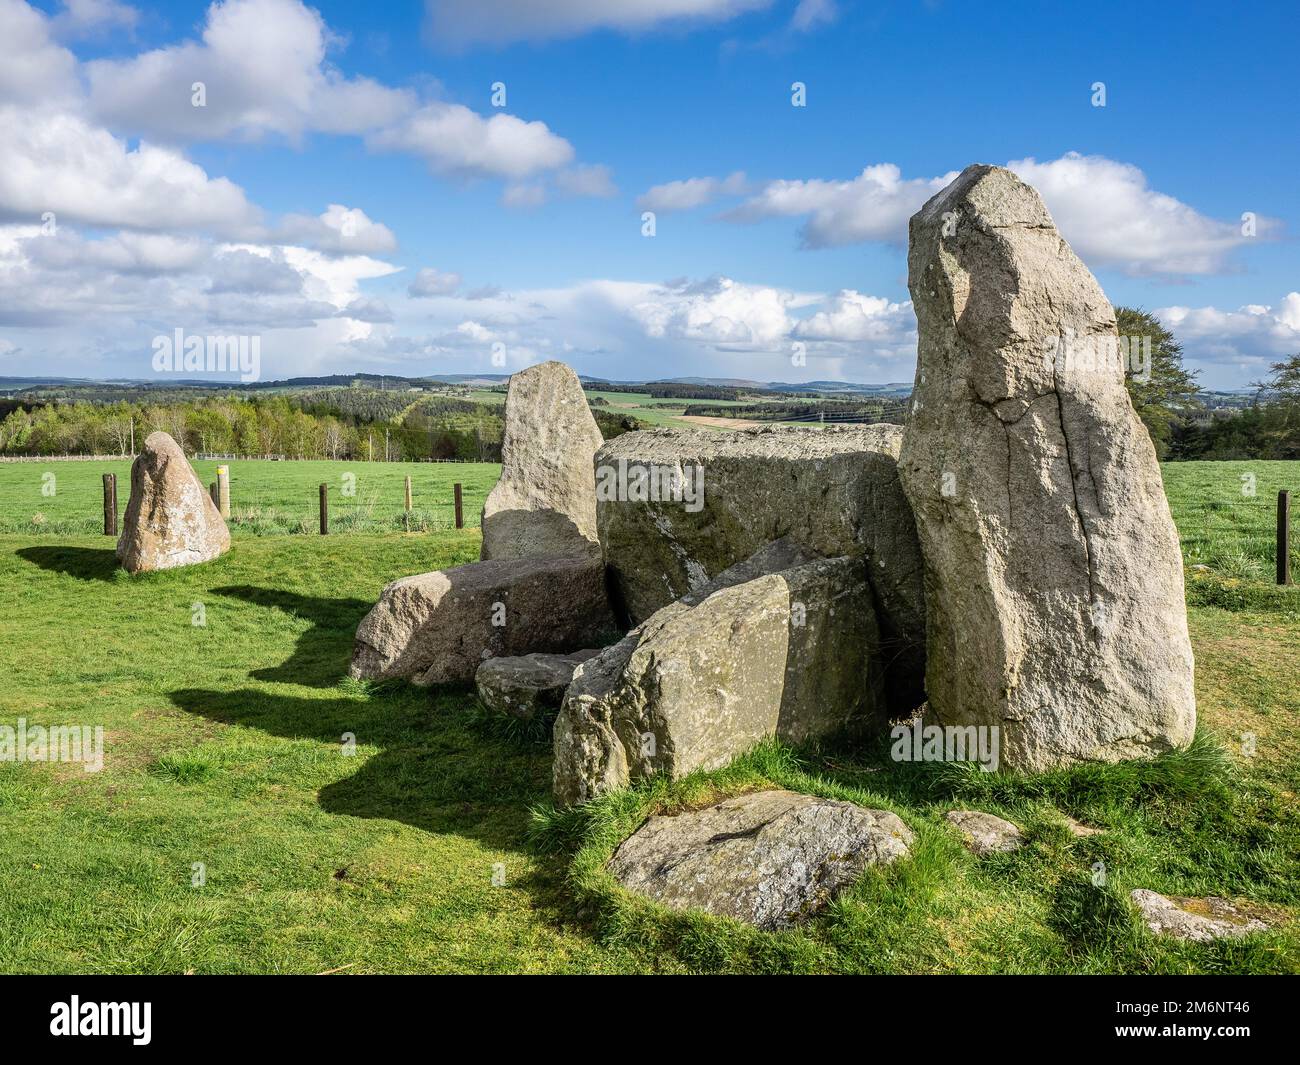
(0, 460), (1297, 973)
(0, 459), (500, 536)
(3, 457), (1296, 584)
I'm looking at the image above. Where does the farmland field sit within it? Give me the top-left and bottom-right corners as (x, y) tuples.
(467, 387), (786, 429)
(3, 457), (1297, 583)
(0, 459), (500, 536)
(0, 459), (1297, 974)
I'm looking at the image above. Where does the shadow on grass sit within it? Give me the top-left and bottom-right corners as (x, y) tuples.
(17, 544), (119, 581)
(167, 683), (559, 857)
(211, 585), (372, 688)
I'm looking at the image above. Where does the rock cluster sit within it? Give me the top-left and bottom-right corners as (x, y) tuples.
(347, 162), (1203, 930)
(596, 424), (925, 712)
(117, 431), (230, 573)
(553, 539), (884, 807)
(350, 362), (613, 686)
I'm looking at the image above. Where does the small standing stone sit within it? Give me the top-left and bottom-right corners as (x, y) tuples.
(116, 431), (230, 573)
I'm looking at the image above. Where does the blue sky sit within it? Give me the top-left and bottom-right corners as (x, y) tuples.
(1, 0), (1297, 388)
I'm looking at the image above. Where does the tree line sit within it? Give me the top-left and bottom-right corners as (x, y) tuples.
(0, 390), (640, 461)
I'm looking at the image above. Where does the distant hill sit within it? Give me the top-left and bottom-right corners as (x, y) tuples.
(2, 372), (914, 396)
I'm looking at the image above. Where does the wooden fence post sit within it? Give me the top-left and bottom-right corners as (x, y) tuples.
(454, 482), (463, 529)
(102, 473), (117, 536)
(1278, 490), (1291, 585)
(319, 483), (329, 535)
(404, 476), (412, 511)
(210, 482), (218, 507)
(216, 465), (231, 519)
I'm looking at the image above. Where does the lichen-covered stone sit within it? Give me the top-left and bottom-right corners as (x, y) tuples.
(945, 810), (1023, 855)
(608, 790), (913, 930)
(475, 650), (600, 721)
(350, 555), (615, 685)
(1130, 890), (1269, 943)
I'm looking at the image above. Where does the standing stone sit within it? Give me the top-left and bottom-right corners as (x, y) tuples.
(607, 790), (913, 930)
(480, 361), (604, 561)
(899, 164), (1195, 771)
(116, 431), (230, 573)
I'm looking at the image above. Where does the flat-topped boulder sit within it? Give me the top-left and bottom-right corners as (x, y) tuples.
(594, 424), (925, 712)
(899, 164), (1196, 771)
(116, 431), (230, 573)
(481, 360), (604, 561)
(350, 554), (615, 686)
(1130, 890), (1270, 943)
(475, 650), (601, 722)
(607, 790), (913, 930)
(553, 541), (883, 807)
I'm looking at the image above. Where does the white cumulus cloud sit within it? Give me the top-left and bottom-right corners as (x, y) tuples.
(638, 172), (748, 212)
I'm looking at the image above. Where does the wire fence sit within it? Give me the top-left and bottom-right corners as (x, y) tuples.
(1, 455), (1295, 584)
(0, 459), (494, 537)
(1172, 498), (1293, 582)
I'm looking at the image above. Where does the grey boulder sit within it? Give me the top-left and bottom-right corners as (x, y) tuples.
(475, 650), (601, 721)
(349, 554), (615, 685)
(608, 790), (913, 930)
(945, 810), (1023, 855)
(1130, 890), (1269, 943)
(553, 541), (884, 807)
(594, 424), (925, 712)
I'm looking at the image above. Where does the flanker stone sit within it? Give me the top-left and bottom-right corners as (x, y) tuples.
(899, 164), (1195, 771)
(480, 361), (604, 562)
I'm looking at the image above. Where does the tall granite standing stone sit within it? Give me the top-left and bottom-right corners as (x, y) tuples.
(116, 431), (230, 573)
(898, 164), (1195, 771)
(480, 361), (604, 561)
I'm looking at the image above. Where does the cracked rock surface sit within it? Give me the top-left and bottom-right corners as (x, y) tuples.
(607, 790), (912, 930)
(898, 164), (1195, 771)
